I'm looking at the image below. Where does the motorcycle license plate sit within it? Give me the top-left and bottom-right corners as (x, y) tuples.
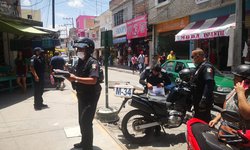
(114, 85), (134, 98)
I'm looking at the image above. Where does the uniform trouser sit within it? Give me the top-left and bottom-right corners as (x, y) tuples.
(76, 89), (101, 149)
(194, 104), (212, 123)
(34, 78), (44, 107)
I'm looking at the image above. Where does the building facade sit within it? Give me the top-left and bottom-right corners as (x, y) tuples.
(76, 15), (96, 38)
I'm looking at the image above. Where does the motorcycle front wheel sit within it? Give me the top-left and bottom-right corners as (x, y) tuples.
(121, 109), (154, 144)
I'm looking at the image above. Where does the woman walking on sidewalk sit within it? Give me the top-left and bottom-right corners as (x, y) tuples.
(131, 54), (138, 74)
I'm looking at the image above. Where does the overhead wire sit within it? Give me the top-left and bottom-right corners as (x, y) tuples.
(21, 0), (43, 7)
(46, 0), (51, 27)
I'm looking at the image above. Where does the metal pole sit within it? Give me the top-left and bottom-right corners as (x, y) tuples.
(52, 0), (55, 28)
(233, 0), (243, 68)
(104, 43), (109, 108)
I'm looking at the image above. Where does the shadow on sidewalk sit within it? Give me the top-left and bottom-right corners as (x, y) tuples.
(0, 88), (33, 109)
(117, 132), (186, 149)
(0, 74), (56, 109)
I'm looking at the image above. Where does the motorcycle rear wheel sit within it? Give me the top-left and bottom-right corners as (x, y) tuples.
(121, 109), (154, 144)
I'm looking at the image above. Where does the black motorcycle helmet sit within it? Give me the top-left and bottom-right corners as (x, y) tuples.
(232, 64), (250, 79)
(74, 38), (95, 54)
(179, 68), (192, 82)
(151, 64), (161, 72)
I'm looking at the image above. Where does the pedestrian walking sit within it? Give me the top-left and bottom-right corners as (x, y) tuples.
(30, 47), (48, 110)
(66, 38), (102, 150)
(131, 54), (138, 74)
(191, 48), (215, 123)
(160, 52), (166, 65)
(15, 51), (28, 92)
(50, 51), (66, 90)
(167, 50), (176, 61)
(138, 51), (145, 73)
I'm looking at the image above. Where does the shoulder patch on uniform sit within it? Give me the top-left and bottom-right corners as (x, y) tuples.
(92, 64), (97, 70)
(207, 67), (212, 73)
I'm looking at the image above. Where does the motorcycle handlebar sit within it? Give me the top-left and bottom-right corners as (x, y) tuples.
(211, 105), (223, 113)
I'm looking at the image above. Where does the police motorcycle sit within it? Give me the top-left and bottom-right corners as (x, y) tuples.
(115, 68), (193, 144)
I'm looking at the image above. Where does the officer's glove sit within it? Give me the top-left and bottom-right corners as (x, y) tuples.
(198, 97), (207, 112)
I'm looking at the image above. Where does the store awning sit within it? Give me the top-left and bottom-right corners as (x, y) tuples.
(175, 14), (235, 41)
(0, 20), (47, 35)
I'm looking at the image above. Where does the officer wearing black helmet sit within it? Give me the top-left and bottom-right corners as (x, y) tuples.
(209, 64), (250, 129)
(30, 47), (48, 110)
(66, 38), (102, 150)
(139, 64), (171, 94)
(191, 48), (215, 123)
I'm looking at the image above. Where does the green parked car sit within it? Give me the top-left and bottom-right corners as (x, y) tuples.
(161, 60), (234, 106)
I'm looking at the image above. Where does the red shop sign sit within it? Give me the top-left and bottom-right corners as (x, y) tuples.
(126, 15), (148, 40)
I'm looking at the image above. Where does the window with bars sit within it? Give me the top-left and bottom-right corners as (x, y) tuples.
(114, 10), (124, 26)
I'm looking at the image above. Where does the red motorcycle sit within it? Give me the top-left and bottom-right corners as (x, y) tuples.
(186, 107), (250, 150)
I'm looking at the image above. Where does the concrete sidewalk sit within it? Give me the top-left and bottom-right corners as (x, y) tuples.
(0, 80), (126, 150)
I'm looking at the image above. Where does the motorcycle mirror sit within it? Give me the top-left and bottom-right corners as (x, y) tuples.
(221, 110), (241, 122)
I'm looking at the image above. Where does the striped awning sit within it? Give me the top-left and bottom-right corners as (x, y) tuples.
(175, 14), (235, 41)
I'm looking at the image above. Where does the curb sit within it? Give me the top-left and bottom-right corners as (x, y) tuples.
(95, 119), (128, 150)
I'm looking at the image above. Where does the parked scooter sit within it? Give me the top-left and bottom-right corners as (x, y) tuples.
(186, 106), (250, 150)
(116, 69), (193, 144)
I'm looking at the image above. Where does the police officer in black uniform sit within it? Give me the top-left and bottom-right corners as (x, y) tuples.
(139, 64), (171, 94)
(30, 47), (48, 110)
(66, 38), (102, 150)
(191, 48), (215, 123)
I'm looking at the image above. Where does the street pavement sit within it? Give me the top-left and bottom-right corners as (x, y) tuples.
(0, 66), (187, 150)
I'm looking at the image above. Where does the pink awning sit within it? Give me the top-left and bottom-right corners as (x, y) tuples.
(175, 14), (235, 41)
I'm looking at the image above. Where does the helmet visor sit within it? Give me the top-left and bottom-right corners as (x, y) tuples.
(76, 43), (89, 48)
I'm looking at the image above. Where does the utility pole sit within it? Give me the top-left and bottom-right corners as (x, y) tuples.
(52, 0), (55, 28)
(233, 0), (245, 68)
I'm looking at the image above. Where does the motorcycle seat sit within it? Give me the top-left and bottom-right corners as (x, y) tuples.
(192, 123), (238, 150)
(147, 95), (171, 106)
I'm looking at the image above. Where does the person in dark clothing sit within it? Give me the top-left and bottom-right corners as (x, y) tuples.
(15, 51), (28, 92)
(66, 38), (102, 150)
(139, 64), (171, 94)
(50, 51), (66, 90)
(191, 48), (215, 123)
(30, 47), (48, 110)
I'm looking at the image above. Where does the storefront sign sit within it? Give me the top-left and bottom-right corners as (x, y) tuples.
(113, 36), (127, 44)
(156, 16), (189, 33)
(113, 23), (127, 37)
(126, 15), (147, 40)
(179, 30), (225, 41)
(195, 0), (210, 4)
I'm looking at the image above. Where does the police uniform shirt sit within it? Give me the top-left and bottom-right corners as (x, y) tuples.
(30, 55), (45, 78)
(193, 61), (215, 102)
(75, 56), (100, 92)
